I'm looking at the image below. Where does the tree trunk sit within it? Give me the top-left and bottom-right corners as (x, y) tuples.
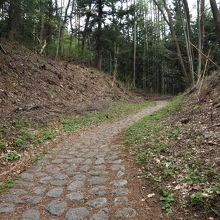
(8, 0), (21, 41)
(96, 0), (103, 70)
(153, 0), (190, 85)
(197, 0), (205, 82)
(210, 0), (220, 45)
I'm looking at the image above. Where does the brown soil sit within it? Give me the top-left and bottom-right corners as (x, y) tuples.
(0, 40), (132, 126)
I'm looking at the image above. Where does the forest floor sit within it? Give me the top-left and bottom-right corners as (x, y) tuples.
(125, 73), (220, 220)
(0, 101), (167, 220)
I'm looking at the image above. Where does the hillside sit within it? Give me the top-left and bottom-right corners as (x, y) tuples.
(126, 72), (220, 219)
(0, 41), (131, 125)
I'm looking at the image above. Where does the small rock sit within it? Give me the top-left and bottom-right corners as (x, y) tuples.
(21, 173), (34, 181)
(65, 207), (89, 220)
(52, 173), (68, 180)
(90, 208), (109, 220)
(115, 208), (137, 218)
(114, 197), (128, 206)
(86, 198), (107, 208)
(0, 203), (15, 213)
(9, 189), (27, 195)
(33, 187), (46, 195)
(89, 177), (107, 185)
(95, 158), (105, 165)
(51, 179), (68, 186)
(111, 179), (128, 187)
(22, 208), (40, 220)
(89, 186), (107, 196)
(74, 174), (87, 181)
(45, 200), (67, 216)
(117, 171), (125, 178)
(23, 195), (41, 205)
(112, 188), (129, 196)
(80, 165), (90, 172)
(66, 192), (84, 201)
(51, 159), (63, 164)
(46, 187), (63, 198)
(67, 181), (85, 191)
(39, 176), (53, 184)
(111, 165), (125, 171)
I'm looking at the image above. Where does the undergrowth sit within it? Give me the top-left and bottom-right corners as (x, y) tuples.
(0, 101), (151, 162)
(125, 96), (220, 218)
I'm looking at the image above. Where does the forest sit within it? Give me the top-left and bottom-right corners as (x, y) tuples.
(0, 0), (220, 219)
(1, 0), (220, 94)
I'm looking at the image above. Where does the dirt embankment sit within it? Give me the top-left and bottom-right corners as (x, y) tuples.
(0, 41), (132, 125)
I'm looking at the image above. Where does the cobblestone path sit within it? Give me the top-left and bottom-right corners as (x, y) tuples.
(0, 101), (166, 220)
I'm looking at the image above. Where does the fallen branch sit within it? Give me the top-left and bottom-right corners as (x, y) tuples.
(0, 43), (7, 54)
(190, 42), (220, 70)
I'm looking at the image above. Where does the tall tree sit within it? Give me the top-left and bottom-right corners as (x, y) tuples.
(210, 0), (220, 45)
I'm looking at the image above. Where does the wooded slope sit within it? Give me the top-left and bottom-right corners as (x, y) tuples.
(0, 41), (130, 125)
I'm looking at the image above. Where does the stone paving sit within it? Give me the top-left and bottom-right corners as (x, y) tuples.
(0, 101), (166, 220)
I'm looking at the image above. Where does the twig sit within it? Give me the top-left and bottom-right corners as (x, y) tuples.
(0, 43), (7, 54)
(190, 42), (220, 70)
(197, 48), (211, 96)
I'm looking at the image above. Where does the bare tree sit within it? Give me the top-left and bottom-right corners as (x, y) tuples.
(210, 0), (220, 45)
(153, 0), (191, 85)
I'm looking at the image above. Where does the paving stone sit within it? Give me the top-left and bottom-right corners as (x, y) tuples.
(94, 165), (106, 170)
(89, 177), (107, 185)
(82, 159), (92, 165)
(67, 181), (85, 191)
(89, 186), (107, 196)
(114, 197), (129, 206)
(39, 176), (53, 184)
(52, 173), (68, 180)
(66, 192), (84, 201)
(0, 194), (24, 204)
(9, 189), (27, 195)
(51, 159), (63, 164)
(117, 170), (125, 178)
(14, 180), (34, 190)
(65, 207), (89, 220)
(46, 187), (63, 198)
(74, 174), (87, 181)
(0, 203), (15, 213)
(112, 188), (129, 196)
(33, 187), (46, 195)
(90, 208), (109, 220)
(35, 172), (47, 177)
(115, 208), (137, 218)
(23, 195), (41, 205)
(51, 179), (68, 186)
(45, 200), (67, 216)
(21, 208), (40, 220)
(79, 165), (90, 172)
(111, 165), (125, 171)
(95, 158), (105, 165)
(86, 198), (107, 208)
(21, 173), (34, 181)
(111, 179), (128, 187)
(111, 159), (123, 164)
(89, 170), (108, 176)
(67, 158), (83, 164)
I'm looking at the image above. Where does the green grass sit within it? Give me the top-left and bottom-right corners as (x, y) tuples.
(38, 129), (57, 143)
(125, 96), (182, 214)
(0, 179), (16, 193)
(4, 151), (20, 161)
(125, 95), (220, 217)
(1, 100), (151, 162)
(61, 101), (152, 132)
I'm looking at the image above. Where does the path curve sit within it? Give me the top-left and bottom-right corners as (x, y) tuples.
(0, 101), (166, 220)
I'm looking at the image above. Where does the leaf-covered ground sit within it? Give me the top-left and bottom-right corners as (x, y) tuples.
(125, 74), (220, 219)
(0, 100), (151, 184)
